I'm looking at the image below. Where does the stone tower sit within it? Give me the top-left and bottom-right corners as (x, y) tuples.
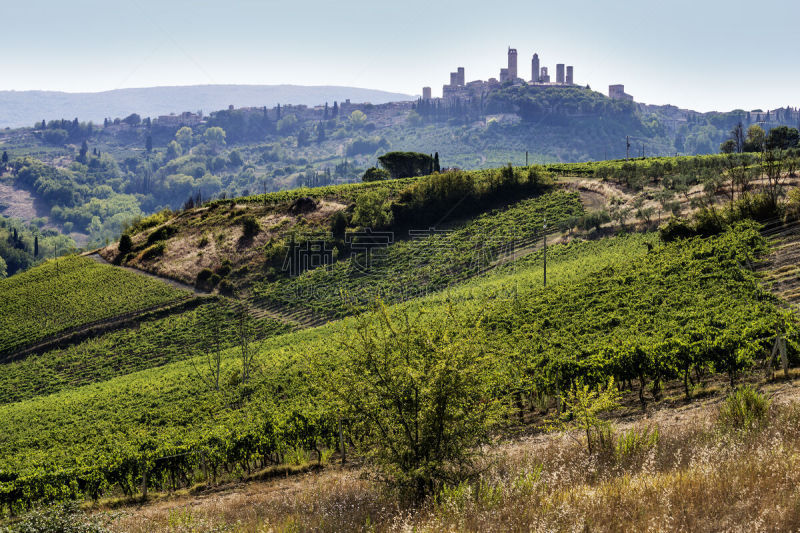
(566, 66), (574, 85)
(508, 47), (518, 81)
(556, 64), (565, 84)
(531, 53), (540, 83)
(457, 67), (465, 86)
(422, 87), (432, 100)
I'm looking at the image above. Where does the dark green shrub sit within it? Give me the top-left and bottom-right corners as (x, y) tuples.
(146, 225), (177, 245)
(196, 268), (213, 283)
(195, 268), (221, 290)
(377, 151), (433, 179)
(330, 211), (348, 240)
(218, 279), (235, 296)
(726, 192), (778, 223)
(581, 210), (611, 232)
(241, 215), (260, 238)
(216, 259), (232, 277)
(118, 234), (133, 255)
(718, 385), (770, 433)
(659, 217), (696, 242)
(361, 166), (390, 182)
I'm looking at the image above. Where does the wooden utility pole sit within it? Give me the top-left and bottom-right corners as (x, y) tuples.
(338, 413), (346, 465)
(543, 217), (547, 287)
(525, 151), (529, 166)
(626, 136), (631, 161)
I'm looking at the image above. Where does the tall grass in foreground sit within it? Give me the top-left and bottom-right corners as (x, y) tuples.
(107, 390), (800, 533)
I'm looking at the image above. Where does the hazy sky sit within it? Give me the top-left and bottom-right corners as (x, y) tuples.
(3, 0), (798, 112)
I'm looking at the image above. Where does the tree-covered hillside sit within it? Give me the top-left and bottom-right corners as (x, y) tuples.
(0, 86), (798, 272)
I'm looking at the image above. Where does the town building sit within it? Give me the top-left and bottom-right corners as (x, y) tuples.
(155, 111), (204, 127)
(609, 84), (633, 101)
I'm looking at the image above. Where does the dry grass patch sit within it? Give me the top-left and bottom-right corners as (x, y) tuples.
(99, 200), (347, 290)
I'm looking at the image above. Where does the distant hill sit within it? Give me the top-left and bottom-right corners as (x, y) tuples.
(0, 85), (414, 128)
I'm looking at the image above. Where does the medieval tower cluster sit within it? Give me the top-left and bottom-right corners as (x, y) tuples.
(423, 47), (630, 103)
(496, 47), (574, 85)
(429, 47), (578, 101)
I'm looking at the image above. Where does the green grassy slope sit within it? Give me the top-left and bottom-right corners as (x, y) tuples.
(0, 256), (190, 355)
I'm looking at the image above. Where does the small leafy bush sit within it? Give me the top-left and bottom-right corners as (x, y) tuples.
(124, 209), (172, 235)
(548, 378), (621, 454)
(603, 425), (660, 462)
(718, 385), (770, 432)
(330, 211), (348, 240)
(141, 242), (166, 261)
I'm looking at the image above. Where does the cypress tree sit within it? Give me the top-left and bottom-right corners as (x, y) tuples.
(78, 140), (89, 163)
(34, 235), (39, 258)
(434, 152), (441, 172)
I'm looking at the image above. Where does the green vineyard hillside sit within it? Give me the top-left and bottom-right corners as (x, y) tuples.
(0, 223), (783, 511)
(0, 256), (190, 356)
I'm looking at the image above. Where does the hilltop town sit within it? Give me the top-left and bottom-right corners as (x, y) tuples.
(422, 46), (633, 104)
